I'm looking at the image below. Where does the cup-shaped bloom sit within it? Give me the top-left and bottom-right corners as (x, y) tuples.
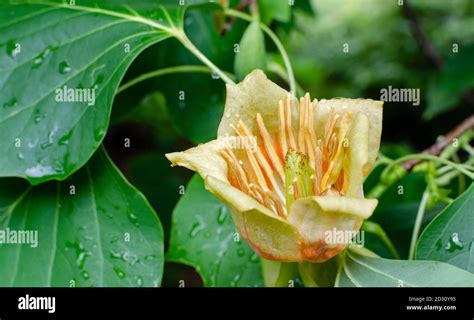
(166, 70), (383, 263)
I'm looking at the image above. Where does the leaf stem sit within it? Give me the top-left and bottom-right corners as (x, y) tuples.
(117, 65), (235, 94)
(408, 188), (430, 260)
(266, 61), (304, 96)
(174, 30), (236, 85)
(225, 9), (296, 94)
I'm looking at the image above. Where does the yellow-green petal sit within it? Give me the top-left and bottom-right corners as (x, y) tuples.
(314, 98), (383, 173)
(345, 112), (370, 197)
(287, 195), (378, 262)
(217, 69), (290, 137)
(165, 139), (228, 183)
(205, 176), (303, 261)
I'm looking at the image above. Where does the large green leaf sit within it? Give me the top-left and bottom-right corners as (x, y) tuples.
(0, 0), (212, 184)
(0, 147), (164, 287)
(167, 175), (264, 287)
(416, 183), (474, 272)
(336, 249), (474, 287)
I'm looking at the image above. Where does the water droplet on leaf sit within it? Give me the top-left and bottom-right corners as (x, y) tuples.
(445, 233), (464, 252)
(136, 276), (143, 287)
(3, 97), (17, 108)
(189, 221), (204, 238)
(32, 45), (56, 68)
(127, 210), (139, 226)
(249, 253), (259, 263)
(81, 270), (90, 280)
(58, 130), (73, 146)
(113, 266), (126, 279)
(59, 61), (71, 74)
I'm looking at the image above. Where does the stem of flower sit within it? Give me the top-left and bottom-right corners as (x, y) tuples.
(261, 259), (298, 287)
(362, 221), (401, 259)
(408, 188), (430, 260)
(173, 30), (236, 85)
(384, 154), (474, 180)
(224, 9), (297, 94)
(116, 65), (235, 94)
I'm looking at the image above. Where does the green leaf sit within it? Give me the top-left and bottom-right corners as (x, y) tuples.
(126, 150), (192, 240)
(234, 20), (266, 81)
(369, 173), (441, 258)
(158, 73), (226, 143)
(114, 10), (244, 143)
(416, 183), (474, 272)
(167, 175), (264, 287)
(258, 0), (291, 25)
(336, 249), (474, 287)
(0, 0), (212, 184)
(0, 147), (164, 287)
(424, 44), (474, 120)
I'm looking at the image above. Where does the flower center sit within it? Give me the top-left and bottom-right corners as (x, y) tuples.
(221, 94), (352, 218)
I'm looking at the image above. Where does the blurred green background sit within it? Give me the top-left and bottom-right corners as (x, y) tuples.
(103, 0), (474, 286)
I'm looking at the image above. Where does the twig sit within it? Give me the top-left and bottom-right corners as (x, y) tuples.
(220, 0), (254, 35)
(403, 115), (474, 170)
(401, 0), (444, 69)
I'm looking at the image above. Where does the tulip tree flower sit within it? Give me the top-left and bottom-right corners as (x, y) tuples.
(166, 70), (383, 265)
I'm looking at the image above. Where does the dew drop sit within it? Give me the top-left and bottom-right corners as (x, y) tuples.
(40, 125), (58, 149)
(445, 233), (464, 252)
(94, 128), (106, 142)
(66, 241), (90, 269)
(237, 248), (245, 257)
(32, 45), (56, 69)
(189, 221), (204, 238)
(230, 273), (241, 287)
(127, 210), (139, 226)
(58, 130), (73, 146)
(217, 206), (227, 224)
(109, 251), (123, 260)
(17, 153), (24, 160)
(53, 160), (65, 175)
(93, 74), (105, 89)
(249, 253), (259, 263)
(144, 255), (156, 261)
(123, 251), (138, 265)
(59, 61), (71, 74)
(81, 270), (90, 280)
(3, 97), (17, 109)
(136, 276), (143, 287)
(6, 40), (19, 58)
(113, 266), (126, 279)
